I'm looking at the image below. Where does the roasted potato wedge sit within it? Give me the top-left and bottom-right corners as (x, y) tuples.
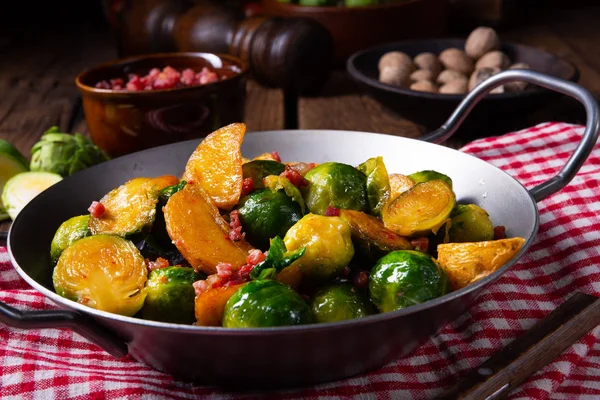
(195, 283), (245, 326)
(164, 182), (253, 275)
(437, 237), (526, 290)
(182, 123), (245, 210)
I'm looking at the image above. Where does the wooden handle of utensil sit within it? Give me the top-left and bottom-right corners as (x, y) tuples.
(438, 292), (600, 400)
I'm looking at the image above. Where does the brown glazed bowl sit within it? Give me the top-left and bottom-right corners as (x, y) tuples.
(261, 0), (448, 63)
(76, 52), (247, 157)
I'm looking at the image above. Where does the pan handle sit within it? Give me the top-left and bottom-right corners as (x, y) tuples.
(420, 69), (600, 202)
(0, 300), (128, 358)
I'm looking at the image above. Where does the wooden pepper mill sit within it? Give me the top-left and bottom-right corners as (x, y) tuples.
(114, 0), (335, 95)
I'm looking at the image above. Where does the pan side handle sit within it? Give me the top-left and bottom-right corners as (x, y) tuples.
(420, 69), (600, 203)
(0, 300), (128, 358)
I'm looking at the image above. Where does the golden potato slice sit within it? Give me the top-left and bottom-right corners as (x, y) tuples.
(164, 182), (253, 275)
(437, 237), (526, 290)
(383, 180), (455, 237)
(195, 283), (245, 326)
(182, 123), (245, 211)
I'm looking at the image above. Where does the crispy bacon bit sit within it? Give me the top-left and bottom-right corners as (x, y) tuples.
(325, 206), (341, 217)
(247, 249), (267, 266)
(494, 226), (506, 240)
(228, 210), (245, 241)
(288, 162), (317, 176)
(242, 177), (255, 196)
(270, 151), (281, 162)
(146, 257), (170, 272)
(353, 271), (369, 289)
(88, 201), (105, 218)
(229, 264), (254, 284)
(193, 280), (208, 296)
(410, 237), (429, 253)
(216, 262), (234, 279)
(280, 164), (308, 188)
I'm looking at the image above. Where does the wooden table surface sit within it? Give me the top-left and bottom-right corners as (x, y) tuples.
(0, 3), (599, 231)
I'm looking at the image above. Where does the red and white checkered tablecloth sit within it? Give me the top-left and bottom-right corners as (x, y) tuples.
(2, 122), (600, 399)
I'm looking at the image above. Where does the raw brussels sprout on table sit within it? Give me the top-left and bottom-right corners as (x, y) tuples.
(49, 123), (525, 329)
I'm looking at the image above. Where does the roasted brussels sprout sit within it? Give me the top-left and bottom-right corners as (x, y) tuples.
(140, 266), (203, 324)
(283, 213), (354, 282)
(311, 284), (374, 323)
(408, 170), (453, 188)
(339, 209), (412, 260)
(53, 235), (148, 316)
(369, 250), (449, 312)
(50, 215), (90, 265)
(382, 180), (456, 237)
(448, 204), (494, 243)
(237, 189), (303, 250)
(222, 280), (313, 328)
(242, 160), (285, 189)
(357, 156), (390, 216)
(303, 162), (368, 215)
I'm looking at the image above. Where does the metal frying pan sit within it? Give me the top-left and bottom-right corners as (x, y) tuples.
(1, 70), (598, 387)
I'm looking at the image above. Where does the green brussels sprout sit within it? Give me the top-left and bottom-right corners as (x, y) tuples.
(448, 204), (494, 243)
(357, 156), (390, 216)
(140, 266), (203, 324)
(50, 215), (90, 265)
(238, 189), (303, 250)
(408, 170), (452, 188)
(369, 250), (449, 312)
(0, 139), (29, 221)
(284, 213), (354, 282)
(311, 284), (375, 323)
(222, 280), (313, 328)
(30, 126), (109, 177)
(242, 160), (286, 189)
(303, 162), (368, 215)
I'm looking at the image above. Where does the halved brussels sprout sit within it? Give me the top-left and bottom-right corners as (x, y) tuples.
(50, 215), (90, 265)
(53, 235), (148, 316)
(408, 170), (452, 188)
(448, 204), (494, 243)
(89, 175), (178, 240)
(283, 213), (354, 282)
(369, 250), (449, 312)
(242, 160), (286, 189)
(237, 189), (303, 250)
(141, 266), (203, 324)
(222, 280), (313, 328)
(339, 209), (412, 260)
(311, 283), (374, 323)
(357, 156), (390, 216)
(382, 180), (456, 237)
(303, 162), (368, 215)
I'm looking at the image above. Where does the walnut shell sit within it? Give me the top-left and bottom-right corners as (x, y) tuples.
(410, 69), (436, 82)
(378, 51), (413, 72)
(475, 51), (510, 70)
(379, 66), (410, 87)
(465, 27), (500, 59)
(413, 52), (441, 75)
(468, 67), (501, 91)
(410, 80), (437, 93)
(505, 63), (531, 91)
(439, 78), (469, 94)
(439, 48), (474, 75)
(436, 69), (467, 85)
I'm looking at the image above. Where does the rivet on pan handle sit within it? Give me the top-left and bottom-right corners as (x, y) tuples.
(420, 69), (600, 202)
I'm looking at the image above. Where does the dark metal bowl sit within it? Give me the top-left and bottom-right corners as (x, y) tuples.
(347, 39), (580, 131)
(2, 71), (598, 388)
